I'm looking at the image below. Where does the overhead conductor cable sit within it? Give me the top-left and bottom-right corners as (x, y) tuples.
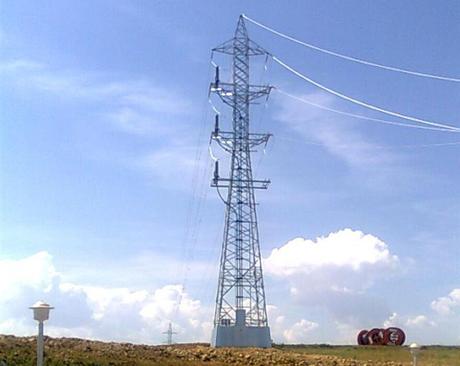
(243, 14), (460, 83)
(276, 89), (459, 133)
(272, 56), (460, 132)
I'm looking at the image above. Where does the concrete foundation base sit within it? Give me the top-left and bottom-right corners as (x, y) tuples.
(211, 325), (272, 348)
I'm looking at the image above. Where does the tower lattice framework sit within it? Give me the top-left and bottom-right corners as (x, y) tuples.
(210, 16), (272, 329)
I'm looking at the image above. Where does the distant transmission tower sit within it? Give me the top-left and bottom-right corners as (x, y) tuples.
(162, 322), (177, 345)
(209, 15), (272, 348)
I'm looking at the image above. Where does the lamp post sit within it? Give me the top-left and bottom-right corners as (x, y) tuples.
(409, 343), (421, 366)
(30, 301), (53, 366)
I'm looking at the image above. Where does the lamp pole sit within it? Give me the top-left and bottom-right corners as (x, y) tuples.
(409, 343), (421, 366)
(30, 301), (53, 366)
(37, 320), (44, 366)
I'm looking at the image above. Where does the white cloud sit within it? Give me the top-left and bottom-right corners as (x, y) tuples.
(0, 59), (44, 72)
(1, 58), (202, 190)
(283, 319), (319, 343)
(334, 313), (436, 345)
(0, 252), (211, 344)
(140, 285), (199, 321)
(274, 91), (398, 169)
(406, 315), (436, 328)
(333, 322), (361, 344)
(139, 146), (201, 179)
(59, 283), (149, 320)
(0, 251), (58, 302)
(266, 305), (287, 342)
(1, 58), (192, 137)
(268, 305), (320, 344)
(265, 228), (398, 276)
(107, 107), (165, 135)
(431, 289), (460, 316)
(381, 312), (447, 344)
(135, 144), (212, 191)
(383, 312), (401, 328)
(264, 229), (399, 328)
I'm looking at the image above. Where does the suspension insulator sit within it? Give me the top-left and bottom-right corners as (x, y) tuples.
(215, 66), (220, 86)
(214, 115), (220, 135)
(213, 161), (219, 182)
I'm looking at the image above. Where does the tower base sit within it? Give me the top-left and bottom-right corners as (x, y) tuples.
(211, 325), (272, 348)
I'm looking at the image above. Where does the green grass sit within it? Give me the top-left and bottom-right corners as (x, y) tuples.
(274, 344), (460, 366)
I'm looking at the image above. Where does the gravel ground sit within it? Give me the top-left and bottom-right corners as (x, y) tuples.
(0, 335), (413, 366)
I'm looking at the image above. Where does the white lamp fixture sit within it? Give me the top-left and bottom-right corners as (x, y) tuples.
(409, 343), (421, 366)
(30, 301), (54, 366)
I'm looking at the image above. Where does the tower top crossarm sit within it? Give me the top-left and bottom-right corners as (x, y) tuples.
(210, 15), (273, 110)
(212, 15), (269, 56)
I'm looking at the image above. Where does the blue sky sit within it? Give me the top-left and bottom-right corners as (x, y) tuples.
(1, 0), (459, 344)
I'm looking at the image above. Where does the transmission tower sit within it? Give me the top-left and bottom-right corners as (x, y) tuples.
(209, 15), (272, 348)
(162, 322), (177, 345)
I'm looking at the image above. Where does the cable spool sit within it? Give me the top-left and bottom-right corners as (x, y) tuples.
(357, 327), (406, 346)
(357, 330), (369, 345)
(383, 327), (406, 346)
(366, 328), (385, 345)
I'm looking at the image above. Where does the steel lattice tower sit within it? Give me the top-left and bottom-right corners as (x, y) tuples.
(209, 15), (272, 348)
(162, 322), (177, 345)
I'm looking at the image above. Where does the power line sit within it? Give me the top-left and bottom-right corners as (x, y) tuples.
(173, 59), (215, 321)
(272, 56), (460, 132)
(276, 135), (460, 150)
(276, 89), (459, 133)
(242, 14), (460, 83)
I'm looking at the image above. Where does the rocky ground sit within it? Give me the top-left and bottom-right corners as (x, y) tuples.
(1, 335), (456, 366)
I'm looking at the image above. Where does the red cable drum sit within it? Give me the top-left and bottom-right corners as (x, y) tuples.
(366, 328), (384, 345)
(357, 330), (368, 345)
(357, 327), (406, 346)
(383, 327), (406, 346)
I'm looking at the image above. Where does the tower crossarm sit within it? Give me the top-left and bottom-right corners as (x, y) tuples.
(212, 38), (268, 56)
(211, 131), (271, 152)
(211, 177), (270, 190)
(162, 330), (178, 335)
(210, 82), (272, 105)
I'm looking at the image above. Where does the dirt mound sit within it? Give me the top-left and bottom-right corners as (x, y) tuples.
(0, 335), (405, 366)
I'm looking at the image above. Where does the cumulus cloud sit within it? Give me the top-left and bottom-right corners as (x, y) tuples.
(283, 319), (319, 343)
(333, 322), (362, 344)
(333, 312), (438, 344)
(0, 252), (62, 324)
(383, 312), (437, 329)
(431, 289), (460, 316)
(266, 305), (287, 342)
(265, 228), (398, 276)
(383, 312), (401, 328)
(406, 315), (436, 328)
(0, 252), (57, 299)
(264, 229), (399, 328)
(0, 252), (211, 344)
(381, 312), (451, 344)
(267, 305), (319, 344)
